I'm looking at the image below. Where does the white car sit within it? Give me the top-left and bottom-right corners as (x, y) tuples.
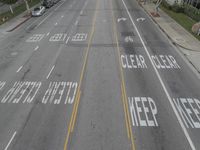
(32, 6), (45, 17)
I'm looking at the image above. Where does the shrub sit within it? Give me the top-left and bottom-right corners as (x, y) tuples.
(161, 0), (172, 10)
(172, 3), (185, 12)
(184, 4), (200, 21)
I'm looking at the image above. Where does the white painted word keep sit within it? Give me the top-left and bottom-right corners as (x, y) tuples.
(26, 34), (45, 42)
(72, 33), (87, 42)
(49, 33), (67, 42)
(129, 97), (158, 127)
(173, 98), (200, 128)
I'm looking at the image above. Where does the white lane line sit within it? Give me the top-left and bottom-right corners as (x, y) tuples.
(26, 18), (40, 30)
(36, 12), (53, 28)
(16, 66), (23, 72)
(34, 46), (39, 51)
(80, 0), (88, 15)
(80, 10), (83, 15)
(65, 36), (70, 44)
(46, 65), (55, 79)
(75, 20), (78, 26)
(4, 131), (17, 150)
(121, 0), (196, 149)
(55, 1), (64, 11)
(55, 22), (58, 26)
(46, 32), (50, 36)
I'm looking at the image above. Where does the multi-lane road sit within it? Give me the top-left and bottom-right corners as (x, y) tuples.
(0, 0), (200, 149)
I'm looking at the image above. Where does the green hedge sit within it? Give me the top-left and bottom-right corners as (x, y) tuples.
(161, 1), (200, 21)
(184, 4), (200, 22)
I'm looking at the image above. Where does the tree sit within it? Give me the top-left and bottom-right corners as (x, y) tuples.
(155, 0), (162, 13)
(0, 0), (17, 14)
(24, 0), (30, 13)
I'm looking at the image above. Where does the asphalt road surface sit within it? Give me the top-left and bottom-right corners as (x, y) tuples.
(0, 0), (200, 149)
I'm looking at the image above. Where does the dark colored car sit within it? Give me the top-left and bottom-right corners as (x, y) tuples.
(42, 0), (54, 8)
(53, 0), (60, 4)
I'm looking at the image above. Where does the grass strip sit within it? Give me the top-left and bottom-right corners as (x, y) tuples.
(161, 5), (200, 41)
(0, 0), (41, 25)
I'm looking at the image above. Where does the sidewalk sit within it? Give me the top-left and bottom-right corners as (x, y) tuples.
(0, 11), (31, 41)
(140, 2), (200, 73)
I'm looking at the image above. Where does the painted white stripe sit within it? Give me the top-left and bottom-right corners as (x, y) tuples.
(55, 22), (58, 26)
(36, 12), (53, 28)
(34, 46), (39, 51)
(4, 131), (17, 150)
(46, 65), (55, 79)
(54, 1), (64, 11)
(65, 37), (70, 44)
(75, 20), (78, 26)
(121, 0), (196, 149)
(46, 32), (50, 36)
(16, 66), (23, 72)
(80, 10), (83, 15)
(61, 15), (64, 18)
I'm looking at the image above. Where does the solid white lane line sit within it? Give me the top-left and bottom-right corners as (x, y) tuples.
(4, 131), (17, 150)
(16, 66), (23, 72)
(26, 18), (40, 30)
(36, 12), (53, 28)
(65, 36), (70, 44)
(46, 65), (55, 79)
(54, 1), (64, 11)
(121, 0), (196, 150)
(34, 46), (39, 51)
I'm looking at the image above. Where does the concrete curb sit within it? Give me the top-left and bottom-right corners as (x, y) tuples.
(6, 15), (31, 32)
(140, 3), (200, 52)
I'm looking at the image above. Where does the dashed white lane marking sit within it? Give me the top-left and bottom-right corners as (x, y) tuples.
(46, 32), (50, 36)
(61, 15), (64, 18)
(46, 65), (55, 79)
(121, 0), (196, 149)
(16, 66), (23, 73)
(34, 46), (39, 51)
(4, 131), (17, 150)
(80, 10), (83, 15)
(55, 22), (58, 26)
(75, 20), (78, 26)
(65, 37), (70, 44)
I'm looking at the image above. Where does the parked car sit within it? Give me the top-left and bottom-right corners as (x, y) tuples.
(53, 0), (60, 4)
(42, 0), (54, 8)
(32, 6), (45, 17)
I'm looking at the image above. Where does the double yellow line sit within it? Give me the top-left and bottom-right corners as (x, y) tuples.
(110, 0), (136, 150)
(63, 0), (100, 149)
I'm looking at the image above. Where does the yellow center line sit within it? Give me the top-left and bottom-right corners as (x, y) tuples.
(63, 0), (100, 149)
(110, 0), (136, 150)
